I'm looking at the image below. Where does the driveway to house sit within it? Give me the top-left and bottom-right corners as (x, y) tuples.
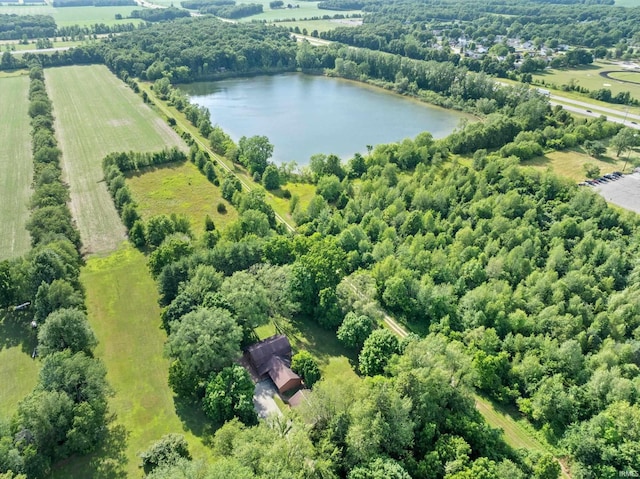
(253, 380), (282, 419)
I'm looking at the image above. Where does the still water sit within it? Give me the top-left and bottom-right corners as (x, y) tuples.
(181, 73), (467, 165)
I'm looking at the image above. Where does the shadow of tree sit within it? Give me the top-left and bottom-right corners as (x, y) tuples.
(173, 395), (215, 446)
(90, 424), (130, 479)
(52, 422), (130, 479)
(0, 310), (37, 354)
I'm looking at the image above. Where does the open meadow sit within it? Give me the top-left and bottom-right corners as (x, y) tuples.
(0, 5), (142, 27)
(51, 245), (212, 478)
(522, 147), (629, 182)
(126, 161), (239, 235)
(0, 76), (33, 260)
(236, 0), (360, 23)
(275, 17), (361, 33)
(45, 65), (185, 256)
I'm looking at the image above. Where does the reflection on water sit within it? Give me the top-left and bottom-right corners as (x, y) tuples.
(181, 73), (468, 165)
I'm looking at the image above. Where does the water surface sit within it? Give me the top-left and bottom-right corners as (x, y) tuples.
(182, 73), (467, 165)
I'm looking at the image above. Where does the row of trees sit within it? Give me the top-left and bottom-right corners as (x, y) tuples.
(0, 64), (109, 479)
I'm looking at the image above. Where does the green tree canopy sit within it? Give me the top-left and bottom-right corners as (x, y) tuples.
(166, 307), (242, 385)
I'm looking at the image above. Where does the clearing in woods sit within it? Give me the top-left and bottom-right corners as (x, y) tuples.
(0, 75), (33, 260)
(45, 65), (185, 256)
(51, 245), (212, 478)
(126, 161), (239, 235)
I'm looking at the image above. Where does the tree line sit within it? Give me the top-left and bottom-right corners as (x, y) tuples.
(0, 64), (110, 479)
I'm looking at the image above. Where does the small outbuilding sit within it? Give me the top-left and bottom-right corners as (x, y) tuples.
(246, 334), (302, 394)
(288, 389), (310, 408)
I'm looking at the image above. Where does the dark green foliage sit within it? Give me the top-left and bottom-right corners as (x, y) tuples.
(130, 7), (190, 22)
(139, 434), (191, 474)
(166, 308), (242, 388)
(291, 351), (321, 387)
(337, 312), (375, 350)
(203, 365), (257, 426)
(148, 235), (194, 277)
(358, 329), (400, 376)
(33, 279), (84, 322)
(238, 135), (273, 176)
(221, 176), (242, 202)
(37, 308), (97, 357)
(261, 164), (280, 190)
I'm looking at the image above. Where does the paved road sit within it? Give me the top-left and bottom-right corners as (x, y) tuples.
(551, 101), (640, 130)
(549, 94), (640, 122)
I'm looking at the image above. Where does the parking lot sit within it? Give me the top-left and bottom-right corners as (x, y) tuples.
(593, 171), (640, 213)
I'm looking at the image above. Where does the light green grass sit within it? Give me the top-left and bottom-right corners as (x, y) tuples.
(45, 65), (186, 256)
(268, 181), (315, 225)
(51, 245), (212, 478)
(274, 17), (361, 33)
(126, 160), (239, 234)
(615, 0), (640, 5)
(235, 0), (360, 23)
(608, 70), (640, 85)
(0, 311), (39, 422)
(0, 5), (143, 27)
(533, 61), (640, 106)
(0, 76), (32, 260)
(522, 148), (628, 182)
(1, 39), (85, 52)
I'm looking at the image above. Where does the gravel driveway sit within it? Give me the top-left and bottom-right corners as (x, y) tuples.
(253, 380), (282, 419)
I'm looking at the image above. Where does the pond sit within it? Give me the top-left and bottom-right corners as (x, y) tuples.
(181, 73), (468, 165)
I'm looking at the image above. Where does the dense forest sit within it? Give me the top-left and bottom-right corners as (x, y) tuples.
(2, 1), (640, 476)
(0, 14), (56, 40)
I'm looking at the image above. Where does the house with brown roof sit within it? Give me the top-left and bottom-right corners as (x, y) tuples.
(246, 334), (302, 394)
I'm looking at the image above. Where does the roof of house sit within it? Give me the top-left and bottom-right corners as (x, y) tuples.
(266, 356), (301, 392)
(288, 389), (310, 408)
(247, 334), (292, 376)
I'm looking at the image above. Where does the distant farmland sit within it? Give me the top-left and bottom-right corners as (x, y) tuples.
(45, 65), (185, 255)
(0, 76), (33, 260)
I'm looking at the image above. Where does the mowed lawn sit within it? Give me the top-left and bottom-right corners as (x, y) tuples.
(522, 148), (626, 182)
(0, 311), (39, 422)
(0, 76), (33, 259)
(126, 161), (239, 235)
(52, 245), (211, 478)
(45, 65), (185, 256)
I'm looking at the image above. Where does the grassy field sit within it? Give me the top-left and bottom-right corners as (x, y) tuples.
(269, 181), (316, 224)
(522, 148), (628, 182)
(0, 311), (39, 422)
(533, 61), (640, 106)
(236, 0), (360, 23)
(126, 161), (239, 235)
(0, 5), (142, 27)
(608, 70), (640, 85)
(45, 65), (185, 256)
(52, 245), (212, 478)
(0, 76), (33, 260)
(1, 38), (85, 52)
(275, 17), (361, 33)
